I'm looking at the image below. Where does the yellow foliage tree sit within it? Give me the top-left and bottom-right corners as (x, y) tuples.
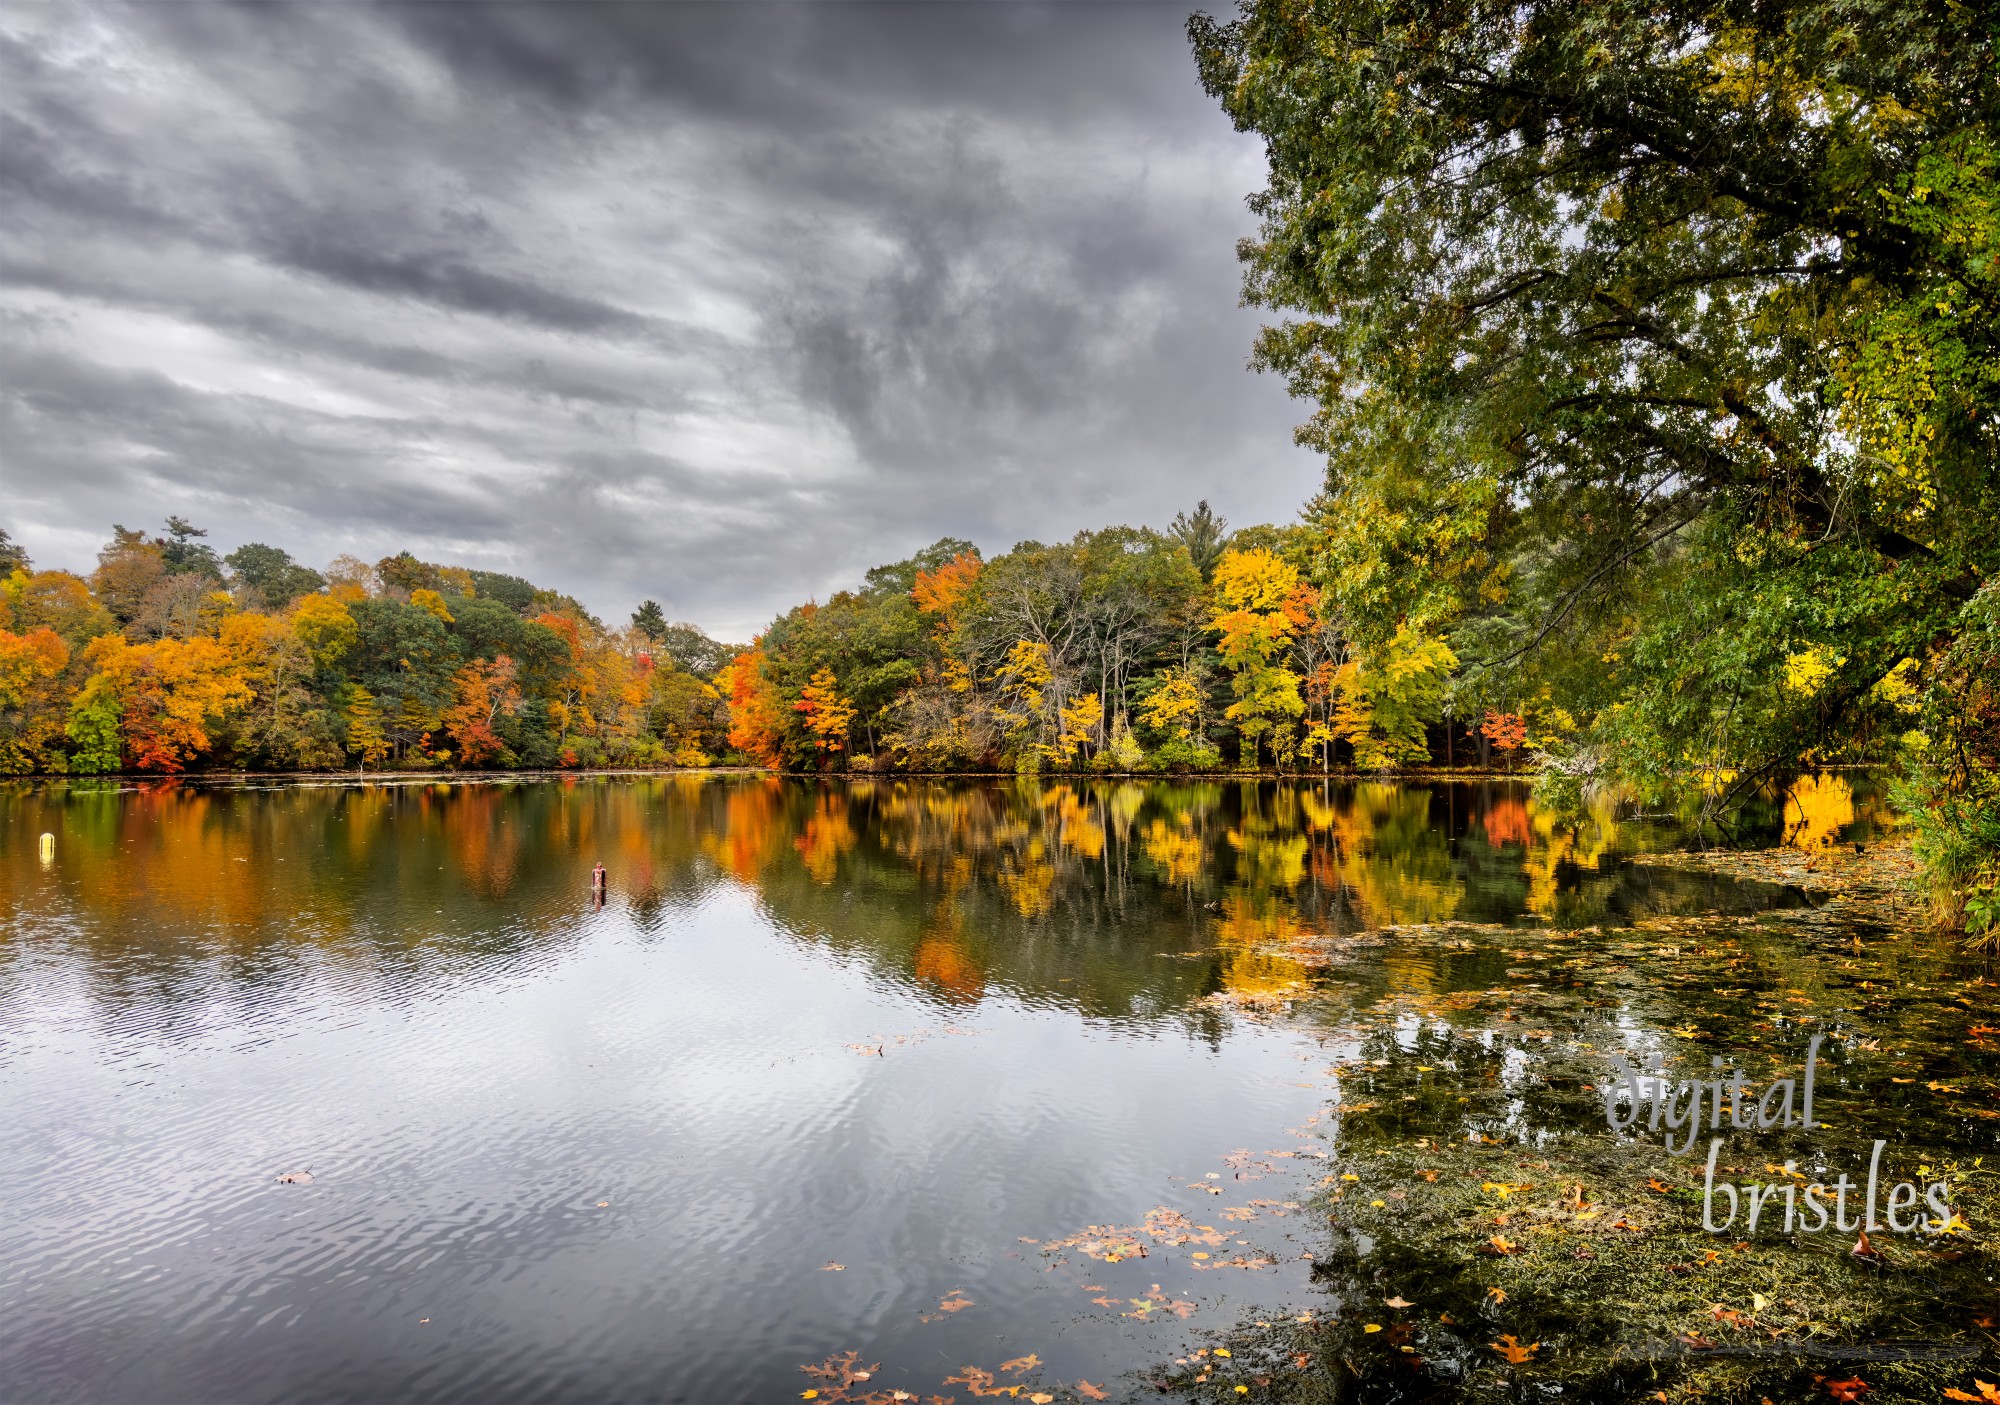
(1210, 548), (1308, 766)
(1140, 666), (1207, 741)
(793, 666), (856, 757)
(346, 686), (390, 768)
(0, 626), (72, 773)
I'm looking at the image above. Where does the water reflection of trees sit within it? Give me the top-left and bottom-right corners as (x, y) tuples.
(1, 775), (1835, 1031)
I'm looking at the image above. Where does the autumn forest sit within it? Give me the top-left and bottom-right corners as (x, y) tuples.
(0, 504), (1457, 779)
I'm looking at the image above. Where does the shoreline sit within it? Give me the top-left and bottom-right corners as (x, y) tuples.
(8, 764), (1551, 786)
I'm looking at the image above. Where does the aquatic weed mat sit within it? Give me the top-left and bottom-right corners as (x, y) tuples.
(1167, 909), (2000, 1403)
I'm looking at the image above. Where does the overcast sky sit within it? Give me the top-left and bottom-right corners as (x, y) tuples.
(1, 0), (1315, 640)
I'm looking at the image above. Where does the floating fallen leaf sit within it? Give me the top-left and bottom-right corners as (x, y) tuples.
(1028, 1395), (1053, 1404)
(800, 1352), (882, 1396)
(1076, 1383), (1109, 1402)
(821, 1262), (845, 1271)
(1490, 1334), (1539, 1364)
(918, 1288), (976, 1323)
(998, 1354), (1041, 1375)
(1363, 1323), (1382, 1333)
(1385, 1295), (1414, 1308)
(1944, 1382), (2000, 1403)
(1485, 1287), (1507, 1303)
(1822, 1377), (1871, 1403)
(275, 1170), (314, 1185)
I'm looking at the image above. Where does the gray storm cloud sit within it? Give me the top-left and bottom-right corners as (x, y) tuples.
(0, 0), (1315, 639)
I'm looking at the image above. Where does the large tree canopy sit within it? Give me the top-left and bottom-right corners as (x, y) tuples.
(1191, 0), (1997, 917)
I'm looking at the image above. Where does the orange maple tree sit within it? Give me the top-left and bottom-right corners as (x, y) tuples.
(719, 645), (784, 765)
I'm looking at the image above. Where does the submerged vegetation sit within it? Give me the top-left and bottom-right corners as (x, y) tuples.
(1165, 881), (2000, 1404)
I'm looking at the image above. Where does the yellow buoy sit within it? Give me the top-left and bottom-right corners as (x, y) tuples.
(39, 832), (55, 865)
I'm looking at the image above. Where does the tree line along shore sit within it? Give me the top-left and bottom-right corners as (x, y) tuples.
(0, 507), (1519, 788)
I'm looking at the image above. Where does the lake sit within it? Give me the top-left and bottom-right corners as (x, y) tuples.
(6, 772), (1985, 1404)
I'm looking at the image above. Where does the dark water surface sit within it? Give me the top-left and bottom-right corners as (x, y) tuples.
(0, 776), (1824, 1404)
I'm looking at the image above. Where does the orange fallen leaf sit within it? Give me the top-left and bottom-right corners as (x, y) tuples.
(945, 1365), (1020, 1399)
(999, 1354), (1041, 1375)
(1490, 1334), (1539, 1364)
(1028, 1395), (1053, 1404)
(821, 1262), (845, 1271)
(1944, 1383), (2000, 1403)
(1076, 1384), (1109, 1402)
(1485, 1287), (1506, 1303)
(1822, 1378), (1871, 1402)
(1385, 1294), (1414, 1308)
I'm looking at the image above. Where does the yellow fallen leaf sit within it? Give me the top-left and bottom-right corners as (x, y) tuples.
(1192, 1252), (1210, 1260)
(1029, 1395), (1054, 1404)
(1363, 1323), (1382, 1333)
(1214, 1348), (1231, 1358)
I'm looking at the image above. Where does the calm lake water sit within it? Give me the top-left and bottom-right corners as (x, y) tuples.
(0, 775), (1859, 1403)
